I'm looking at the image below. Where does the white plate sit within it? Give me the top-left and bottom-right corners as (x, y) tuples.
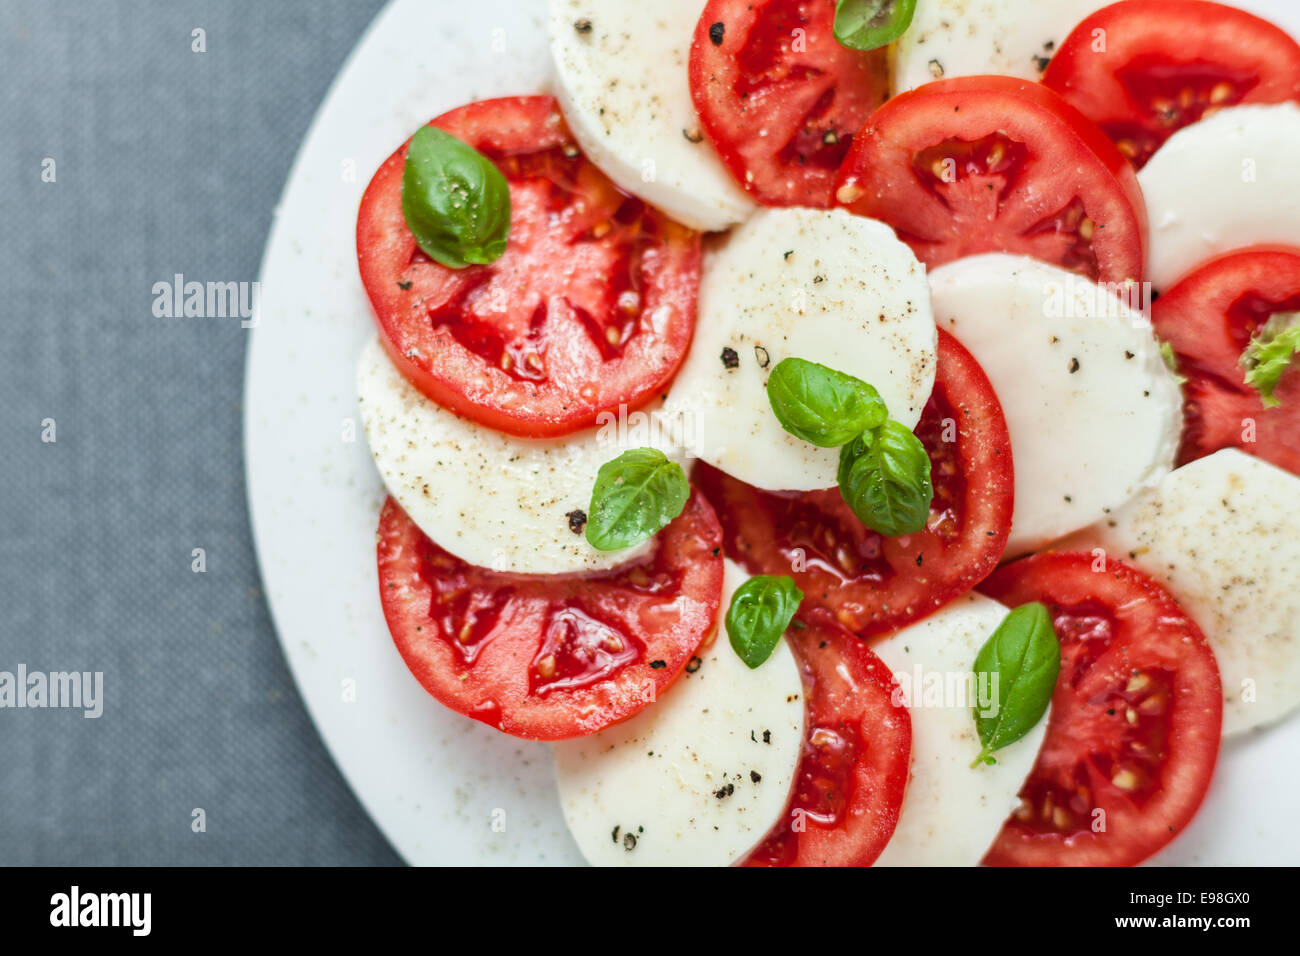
(246, 0), (1300, 865)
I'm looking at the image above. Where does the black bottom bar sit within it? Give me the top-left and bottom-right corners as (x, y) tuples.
(2, 865), (1280, 941)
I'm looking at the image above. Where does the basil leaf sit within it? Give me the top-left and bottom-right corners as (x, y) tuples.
(767, 357), (889, 447)
(586, 448), (689, 551)
(401, 125), (511, 269)
(1239, 311), (1300, 408)
(837, 421), (933, 537)
(971, 602), (1061, 768)
(1159, 340), (1187, 388)
(834, 0), (917, 52)
(726, 575), (804, 669)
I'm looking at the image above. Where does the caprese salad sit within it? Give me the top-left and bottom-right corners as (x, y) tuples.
(352, 0), (1300, 866)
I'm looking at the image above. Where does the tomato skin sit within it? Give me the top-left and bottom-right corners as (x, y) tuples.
(979, 553), (1222, 867)
(743, 611), (910, 867)
(694, 328), (1013, 638)
(834, 75), (1148, 285)
(689, 0), (889, 208)
(357, 96), (701, 439)
(1153, 246), (1300, 476)
(375, 491), (724, 741)
(1044, 0), (1300, 169)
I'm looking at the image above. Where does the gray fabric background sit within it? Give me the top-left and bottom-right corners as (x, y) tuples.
(0, 0), (401, 864)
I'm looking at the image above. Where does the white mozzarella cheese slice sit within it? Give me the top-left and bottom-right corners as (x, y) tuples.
(892, 0), (1109, 92)
(548, 0), (755, 232)
(357, 336), (678, 574)
(553, 560), (805, 866)
(928, 254), (1182, 556)
(663, 207), (937, 492)
(1140, 103), (1300, 290)
(872, 593), (1047, 866)
(1062, 449), (1300, 738)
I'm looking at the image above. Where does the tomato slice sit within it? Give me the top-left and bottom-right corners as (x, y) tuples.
(834, 75), (1148, 285)
(357, 96), (701, 438)
(1152, 245), (1300, 476)
(689, 0), (889, 208)
(1044, 0), (1300, 169)
(693, 328), (1013, 638)
(375, 491), (724, 741)
(743, 611), (910, 866)
(978, 553), (1222, 867)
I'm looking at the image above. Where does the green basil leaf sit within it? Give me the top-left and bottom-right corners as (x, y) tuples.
(767, 357), (889, 447)
(1159, 340), (1187, 388)
(971, 602), (1061, 768)
(401, 125), (511, 269)
(585, 448), (690, 551)
(1239, 311), (1300, 408)
(726, 575), (804, 669)
(837, 420), (933, 537)
(834, 0), (918, 52)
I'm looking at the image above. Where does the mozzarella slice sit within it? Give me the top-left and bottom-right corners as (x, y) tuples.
(928, 254), (1181, 556)
(553, 560), (804, 866)
(548, 0), (755, 232)
(872, 593), (1046, 866)
(893, 0), (1108, 92)
(357, 337), (679, 574)
(663, 207), (937, 492)
(1062, 449), (1300, 738)
(1140, 103), (1300, 290)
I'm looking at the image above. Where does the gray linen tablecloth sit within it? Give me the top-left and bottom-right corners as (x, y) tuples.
(0, 0), (400, 865)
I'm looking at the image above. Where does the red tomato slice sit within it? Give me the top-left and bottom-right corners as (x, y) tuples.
(979, 553), (1222, 867)
(1044, 0), (1300, 169)
(834, 76), (1148, 285)
(1152, 246), (1300, 476)
(689, 0), (889, 208)
(743, 611), (910, 866)
(375, 491), (724, 741)
(357, 96), (701, 438)
(693, 329), (1013, 638)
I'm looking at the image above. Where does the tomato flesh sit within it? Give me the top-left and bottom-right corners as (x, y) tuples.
(357, 96), (701, 438)
(744, 612), (910, 867)
(376, 492), (724, 741)
(1103, 58), (1257, 166)
(1044, 0), (1300, 169)
(693, 329), (1013, 638)
(833, 76), (1148, 285)
(1151, 246), (1300, 476)
(908, 133), (1100, 279)
(979, 553), (1222, 867)
(690, 0), (889, 207)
